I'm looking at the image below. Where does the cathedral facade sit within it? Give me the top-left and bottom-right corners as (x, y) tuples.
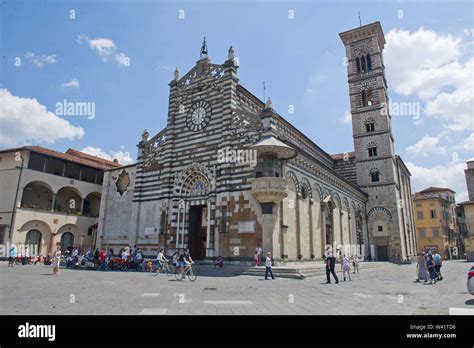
(98, 22), (417, 262)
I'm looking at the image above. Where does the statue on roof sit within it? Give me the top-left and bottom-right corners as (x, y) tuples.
(265, 97), (273, 109)
(141, 129), (150, 142)
(174, 67), (180, 80)
(228, 46), (235, 61)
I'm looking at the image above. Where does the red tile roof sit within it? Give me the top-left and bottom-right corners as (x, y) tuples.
(418, 186), (454, 194)
(331, 151), (356, 160)
(0, 146), (122, 170)
(65, 148), (120, 168)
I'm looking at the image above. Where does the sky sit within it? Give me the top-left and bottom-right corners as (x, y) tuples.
(0, 0), (473, 200)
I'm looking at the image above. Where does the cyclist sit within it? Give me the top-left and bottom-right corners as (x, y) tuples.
(170, 251), (178, 272)
(183, 248), (194, 273)
(177, 250), (186, 275)
(156, 248), (168, 272)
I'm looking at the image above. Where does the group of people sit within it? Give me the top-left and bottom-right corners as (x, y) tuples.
(252, 247), (275, 280)
(416, 250), (443, 285)
(167, 248), (194, 275)
(7, 245), (35, 266)
(325, 253), (360, 284)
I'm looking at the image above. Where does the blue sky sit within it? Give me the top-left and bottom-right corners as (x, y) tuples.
(1, 0), (473, 199)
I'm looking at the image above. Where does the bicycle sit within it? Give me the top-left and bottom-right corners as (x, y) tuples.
(175, 263), (197, 282)
(152, 261), (172, 275)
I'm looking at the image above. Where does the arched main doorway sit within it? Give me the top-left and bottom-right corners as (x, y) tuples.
(60, 232), (75, 252)
(25, 229), (42, 255)
(175, 165), (214, 260)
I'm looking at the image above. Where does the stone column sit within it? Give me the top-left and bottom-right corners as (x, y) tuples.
(206, 199), (211, 249)
(308, 199), (314, 258)
(321, 203), (326, 257)
(182, 203), (187, 249)
(295, 194), (301, 258)
(176, 205), (181, 247)
(51, 193), (56, 212)
(347, 212), (352, 246)
(339, 209), (344, 246)
(261, 204), (281, 257)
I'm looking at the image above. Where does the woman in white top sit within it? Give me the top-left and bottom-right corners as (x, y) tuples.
(121, 248), (129, 260)
(52, 247), (61, 275)
(156, 249), (167, 270)
(341, 254), (352, 281)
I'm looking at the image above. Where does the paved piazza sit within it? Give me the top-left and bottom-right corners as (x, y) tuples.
(1, 261), (473, 315)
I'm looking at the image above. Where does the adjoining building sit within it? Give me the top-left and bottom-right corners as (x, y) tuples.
(459, 160), (474, 261)
(413, 187), (459, 259)
(98, 22), (417, 263)
(0, 146), (120, 256)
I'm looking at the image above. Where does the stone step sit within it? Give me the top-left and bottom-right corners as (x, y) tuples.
(243, 262), (387, 279)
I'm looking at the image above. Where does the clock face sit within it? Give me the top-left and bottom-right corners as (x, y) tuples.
(186, 100), (211, 131)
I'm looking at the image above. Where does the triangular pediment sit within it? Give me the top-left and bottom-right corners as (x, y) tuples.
(176, 59), (225, 89)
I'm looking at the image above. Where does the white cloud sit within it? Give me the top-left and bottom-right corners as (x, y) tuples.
(77, 34), (129, 66)
(406, 160), (474, 201)
(385, 28), (473, 131)
(462, 133), (474, 152)
(24, 52), (57, 69)
(0, 89), (84, 147)
(406, 135), (447, 157)
(61, 78), (80, 88)
(458, 191), (469, 203)
(80, 146), (133, 165)
(343, 111), (352, 124)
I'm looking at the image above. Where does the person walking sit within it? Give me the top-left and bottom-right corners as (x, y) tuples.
(52, 247), (61, 275)
(341, 254), (352, 281)
(22, 246), (29, 265)
(8, 245), (17, 267)
(136, 248), (144, 271)
(426, 254), (437, 285)
(433, 252), (443, 281)
(254, 251), (259, 267)
(416, 252), (428, 283)
(265, 252), (275, 280)
(352, 255), (359, 274)
(325, 253), (339, 284)
(98, 247), (107, 271)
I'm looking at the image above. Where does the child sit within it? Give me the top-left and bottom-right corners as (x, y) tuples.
(146, 260), (153, 272)
(214, 255), (224, 269)
(254, 251), (259, 267)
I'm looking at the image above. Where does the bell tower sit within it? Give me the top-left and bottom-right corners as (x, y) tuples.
(340, 22), (410, 261)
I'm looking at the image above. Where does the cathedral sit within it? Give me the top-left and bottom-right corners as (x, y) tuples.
(98, 22), (417, 263)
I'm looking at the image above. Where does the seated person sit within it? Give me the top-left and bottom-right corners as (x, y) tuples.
(214, 255), (224, 268)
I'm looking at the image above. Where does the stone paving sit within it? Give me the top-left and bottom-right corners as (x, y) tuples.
(0, 260), (473, 315)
